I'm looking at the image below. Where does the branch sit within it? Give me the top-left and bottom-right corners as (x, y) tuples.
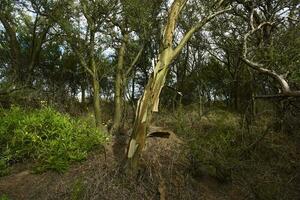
(254, 94), (300, 99)
(242, 22), (300, 97)
(162, 0), (188, 48)
(67, 39), (94, 77)
(76, 51), (94, 77)
(173, 6), (232, 58)
(126, 45), (144, 76)
(0, 14), (22, 69)
(80, 0), (93, 26)
(287, 16), (299, 22)
(165, 85), (183, 96)
(0, 86), (34, 96)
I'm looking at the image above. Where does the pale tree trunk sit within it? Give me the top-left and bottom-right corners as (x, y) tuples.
(126, 0), (187, 173)
(126, 48), (174, 172)
(112, 32), (129, 134)
(125, 0), (231, 174)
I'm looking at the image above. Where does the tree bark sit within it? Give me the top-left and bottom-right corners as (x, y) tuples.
(126, 0), (188, 174)
(125, 0), (231, 174)
(112, 32), (129, 134)
(92, 74), (102, 129)
(81, 84), (86, 104)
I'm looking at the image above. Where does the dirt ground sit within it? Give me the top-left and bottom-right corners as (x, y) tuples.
(0, 130), (240, 200)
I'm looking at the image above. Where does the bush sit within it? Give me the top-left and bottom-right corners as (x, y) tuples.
(0, 106), (108, 173)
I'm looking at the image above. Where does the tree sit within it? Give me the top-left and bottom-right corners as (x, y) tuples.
(240, 1), (300, 97)
(110, 0), (163, 134)
(48, 0), (118, 129)
(126, 0), (232, 173)
(0, 0), (52, 86)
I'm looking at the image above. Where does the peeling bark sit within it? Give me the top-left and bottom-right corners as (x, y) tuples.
(126, 0), (231, 174)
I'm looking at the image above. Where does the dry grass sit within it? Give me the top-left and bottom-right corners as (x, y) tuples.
(0, 129), (235, 200)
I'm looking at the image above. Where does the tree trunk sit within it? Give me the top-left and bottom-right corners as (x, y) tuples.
(81, 84), (86, 103)
(126, 0), (188, 172)
(126, 48), (173, 173)
(131, 69), (136, 101)
(89, 26), (105, 131)
(125, 0), (230, 174)
(92, 74), (102, 129)
(112, 32), (129, 134)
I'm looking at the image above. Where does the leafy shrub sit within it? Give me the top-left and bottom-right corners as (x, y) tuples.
(0, 106), (108, 173)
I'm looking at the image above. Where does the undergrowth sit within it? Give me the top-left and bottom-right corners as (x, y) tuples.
(159, 104), (300, 200)
(0, 106), (108, 174)
(0, 195), (9, 200)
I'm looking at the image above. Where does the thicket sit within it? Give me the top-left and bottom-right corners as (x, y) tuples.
(159, 104), (300, 200)
(0, 107), (108, 175)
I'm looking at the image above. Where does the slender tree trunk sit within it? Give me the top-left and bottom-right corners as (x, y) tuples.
(126, 0), (188, 172)
(89, 26), (105, 131)
(81, 84), (86, 103)
(131, 70), (135, 101)
(112, 32), (129, 134)
(92, 74), (102, 129)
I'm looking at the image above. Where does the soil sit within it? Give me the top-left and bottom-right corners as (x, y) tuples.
(0, 130), (241, 200)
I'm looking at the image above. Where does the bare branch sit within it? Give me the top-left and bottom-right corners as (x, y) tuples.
(250, 8), (255, 30)
(287, 16), (300, 22)
(126, 45), (144, 76)
(242, 22), (300, 97)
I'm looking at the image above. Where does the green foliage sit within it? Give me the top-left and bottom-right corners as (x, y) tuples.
(162, 106), (299, 199)
(0, 106), (108, 173)
(167, 107), (240, 181)
(0, 195), (10, 200)
(187, 110), (241, 181)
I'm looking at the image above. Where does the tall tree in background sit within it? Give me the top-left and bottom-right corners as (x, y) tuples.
(48, 0), (118, 129)
(0, 0), (52, 86)
(111, 0), (163, 134)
